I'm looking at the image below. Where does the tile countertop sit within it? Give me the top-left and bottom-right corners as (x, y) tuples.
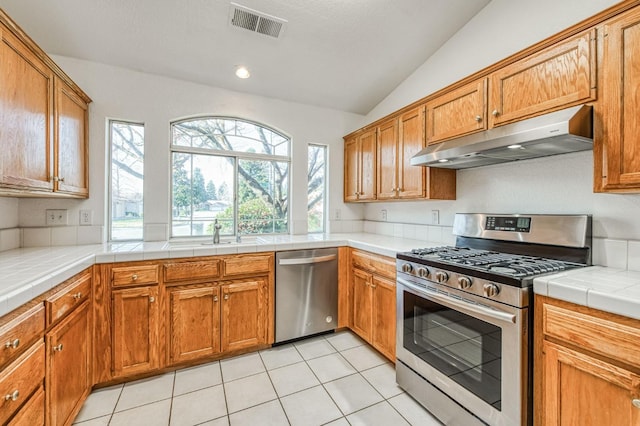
(534, 266), (640, 320)
(0, 233), (437, 317)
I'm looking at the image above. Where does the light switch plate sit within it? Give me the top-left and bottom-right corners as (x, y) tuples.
(46, 209), (68, 226)
(431, 210), (440, 225)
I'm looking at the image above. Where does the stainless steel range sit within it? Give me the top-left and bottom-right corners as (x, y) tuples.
(395, 213), (591, 426)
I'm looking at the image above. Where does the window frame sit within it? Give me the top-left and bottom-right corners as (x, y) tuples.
(169, 116), (291, 239)
(108, 118), (145, 242)
(307, 144), (328, 234)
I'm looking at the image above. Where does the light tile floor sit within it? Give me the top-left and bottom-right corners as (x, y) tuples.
(73, 331), (442, 426)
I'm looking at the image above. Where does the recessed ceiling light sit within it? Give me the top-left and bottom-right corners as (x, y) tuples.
(507, 144), (523, 149)
(438, 159), (449, 163)
(235, 66), (250, 79)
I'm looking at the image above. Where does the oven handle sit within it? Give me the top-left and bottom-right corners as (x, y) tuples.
(397, 278), (517, 324)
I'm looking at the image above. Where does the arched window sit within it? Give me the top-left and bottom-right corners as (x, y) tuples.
(170, 117), (290, 238)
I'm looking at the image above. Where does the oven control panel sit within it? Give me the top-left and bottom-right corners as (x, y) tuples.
(396, 261), (529, 308)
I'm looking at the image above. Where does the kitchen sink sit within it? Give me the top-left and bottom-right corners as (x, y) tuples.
(163, 238), (258, 250)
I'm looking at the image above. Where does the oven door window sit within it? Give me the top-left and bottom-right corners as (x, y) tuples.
(403, 291), (502, 410)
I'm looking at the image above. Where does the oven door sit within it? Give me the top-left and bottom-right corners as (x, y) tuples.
(396, 276), (529, 426)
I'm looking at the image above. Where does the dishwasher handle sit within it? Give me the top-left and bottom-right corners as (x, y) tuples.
(278, 254), (337, 266)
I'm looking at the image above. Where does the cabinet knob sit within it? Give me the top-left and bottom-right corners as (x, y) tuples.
(371, 283), (377, 289)
(632, 399), (640, 409)
(4, 390), (19, 402)
(213, 296), (218, 302)
(59, 177), (65, 182)
(492, 110), (500, 117)
(224, 294), (229, 300)
(53, 343), (64, 352)
(4, 339), (19, 349)
(475, 115), (482, 122)
(131, 274), (138, 281)
(72, 292), (82, 300)
(149, 296), (155, 303)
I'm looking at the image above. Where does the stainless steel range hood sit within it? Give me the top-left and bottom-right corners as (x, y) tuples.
(411, 104), (593, 169)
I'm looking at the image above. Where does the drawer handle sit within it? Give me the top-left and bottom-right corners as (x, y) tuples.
(72, 292), (83, 300)
(633, 399), (640, 409)
(132, 274), (138, 281)
(53, 343), (64, 352)
(4, 339), (19, 349)
(4, 390), (19, 402)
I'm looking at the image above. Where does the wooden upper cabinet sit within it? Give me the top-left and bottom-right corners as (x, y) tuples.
(376, 118), (398, 200)
(0, 25), (54, 193)
(0, 10), (90, 198)
(596, 7), (640, 191)
(54, 76), (89, 197)
(489, 29), (596, 127)
(344, 129), (376, 202)
(426, 78), (487, 144)
(397, 106), (427, 199)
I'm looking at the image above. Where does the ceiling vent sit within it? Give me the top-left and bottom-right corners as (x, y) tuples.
(229, 3), (287, 39)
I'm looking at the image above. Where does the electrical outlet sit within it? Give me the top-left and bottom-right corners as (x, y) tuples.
(45, 209), (68, 226)
(431, 209), (440, 225)
(79, 210), (92, 226)
(381, 209), (387, 221)
(335, 209), (342, 220)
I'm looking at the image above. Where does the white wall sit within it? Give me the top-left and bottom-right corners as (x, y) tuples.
(16, 56), (365, 240)
(0, 198), (18, 229)
(362, 0), (640, 241)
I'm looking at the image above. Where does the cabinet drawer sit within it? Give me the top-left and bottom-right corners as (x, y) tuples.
(223, 254), (273, 277)
(112, 265), (159, 287)
(7, 384), (44, 426)
(164, 259), (221, 283)
(45, 272), (91, 325)
(351, 250), (395, 280)
(542, 303), (640, 367)
(0, 304), (44, 369)
(0, 341), (44, 424)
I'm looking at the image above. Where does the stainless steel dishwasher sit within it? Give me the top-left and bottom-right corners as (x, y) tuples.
(275, 248), (338, 343)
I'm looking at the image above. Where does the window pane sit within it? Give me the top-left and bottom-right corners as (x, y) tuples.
(172, 118), (289, 156)
(308, 145), (327, 233)
(110, 121), (144, 241)
(238, 159), (289, 234)
(172, 153), (235, 237)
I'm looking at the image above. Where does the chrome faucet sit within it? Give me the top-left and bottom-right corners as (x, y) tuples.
(213, 219), (221, 244)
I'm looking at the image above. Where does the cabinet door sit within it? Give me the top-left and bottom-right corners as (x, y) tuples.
(376, 118), (398, 200)
(426, 79), (487, 144)
(598, 8), (640, 190)
(344, 136), (359, 202)
(0, 27), (54, 193)
(351, 268), (372, 341)
(489, 29), (596, 127)
(371, 276), (396, 361)
(168, 285), (220, 364)
(358, 129), (377, 201)
(54, 77), (89, 197)
(542, 341), (640, 426)
(398, 106), (426, 199)
(47, 301), (91, 426)
(112, 286), (159, 377)
(221, 279), (267, 352)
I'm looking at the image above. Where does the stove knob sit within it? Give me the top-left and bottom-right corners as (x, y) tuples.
(417, 268), (429, 278)
(483, 283), (500, 298)
(458, 276), (472, 289)
(402, 263), (413, 273)
(435, 271), (449, 283)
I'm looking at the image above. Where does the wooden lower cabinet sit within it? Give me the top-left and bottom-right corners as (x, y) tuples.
(535, 295), (640, 426)
(46, 301), (91, 426)
(112, 286), (160, 378)
(168, 285), (221, 364)
(350, 250), (396, 361)
(221, 278), (268, 352)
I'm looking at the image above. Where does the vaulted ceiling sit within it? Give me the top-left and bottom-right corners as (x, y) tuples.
(0, 0), (490, 114)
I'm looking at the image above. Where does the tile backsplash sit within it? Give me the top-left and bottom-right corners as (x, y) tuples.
(20, 226), (103, 249)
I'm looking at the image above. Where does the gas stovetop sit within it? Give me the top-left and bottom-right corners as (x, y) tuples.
(402, 246), (579, 278)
